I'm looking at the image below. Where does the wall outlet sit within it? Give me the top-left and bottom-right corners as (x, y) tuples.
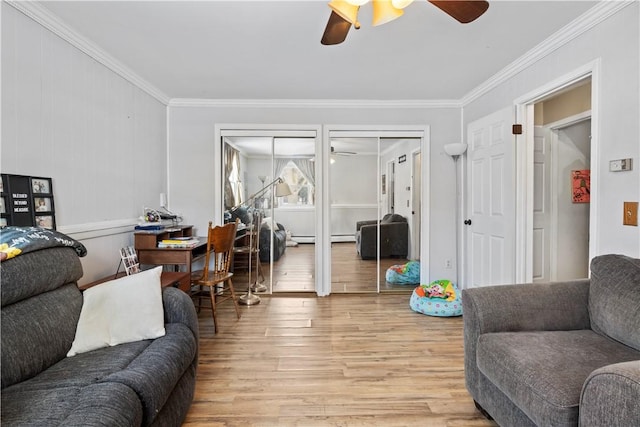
(445, 259), (452, 269)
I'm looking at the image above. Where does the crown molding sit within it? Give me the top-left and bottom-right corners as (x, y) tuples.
(168, 98), (461, 109)
(461, 1), (633, 106)
(7, 1), (171, 105)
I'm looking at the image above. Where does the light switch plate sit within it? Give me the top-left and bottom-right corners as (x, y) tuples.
(610, 158), (633, 172)
(623, 201), (638, 226)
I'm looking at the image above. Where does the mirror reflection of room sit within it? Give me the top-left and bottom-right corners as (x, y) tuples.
(330, 136), (421, 294)
(223, 136), (316, 294)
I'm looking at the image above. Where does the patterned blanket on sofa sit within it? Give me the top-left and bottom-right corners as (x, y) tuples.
(0, 226), (87, 261)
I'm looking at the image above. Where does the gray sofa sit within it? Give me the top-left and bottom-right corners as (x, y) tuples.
(1, 244), (199, 426)
(463, 254), (640, 427)
(355, 213), (408, 260)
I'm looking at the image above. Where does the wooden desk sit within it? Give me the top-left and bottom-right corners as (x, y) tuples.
(134, 226), (207, 292)
(79, 271), (190, 291)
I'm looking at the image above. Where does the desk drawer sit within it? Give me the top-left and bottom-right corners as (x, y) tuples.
(138, 250), (191, 266)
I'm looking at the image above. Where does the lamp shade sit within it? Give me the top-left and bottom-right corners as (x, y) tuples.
(444, 143), (468, 157)
(329, 0), (360, 27)
(275, 181), (293, 197)
(372, 0), (403, 26)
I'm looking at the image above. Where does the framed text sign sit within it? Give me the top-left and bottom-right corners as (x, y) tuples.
(0, 174), (56, 229)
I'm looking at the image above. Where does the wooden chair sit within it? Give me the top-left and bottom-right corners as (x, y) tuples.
(190, 220), (241, 333)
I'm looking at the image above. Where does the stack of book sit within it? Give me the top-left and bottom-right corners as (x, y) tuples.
(135, 223), (164, 231)
(158, 237), (200, 248)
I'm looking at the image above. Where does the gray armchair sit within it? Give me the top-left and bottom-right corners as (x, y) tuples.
(462, 254), (640, 427)
(355, 213), (408, 260)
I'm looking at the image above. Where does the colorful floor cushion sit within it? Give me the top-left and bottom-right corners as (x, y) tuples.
(386, 260), (420, 284)
(410, 280), (463, 317)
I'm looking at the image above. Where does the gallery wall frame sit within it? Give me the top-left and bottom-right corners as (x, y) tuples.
(0, 174), (56, 229)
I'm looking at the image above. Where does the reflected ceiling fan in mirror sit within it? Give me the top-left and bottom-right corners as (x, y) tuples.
(321, 0), (490, 45)
(331, 146), (356, 156)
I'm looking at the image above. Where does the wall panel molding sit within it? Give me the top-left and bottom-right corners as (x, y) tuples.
(58, 218), (138, 241)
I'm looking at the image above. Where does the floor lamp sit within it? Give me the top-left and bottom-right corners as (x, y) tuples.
(444, 143), (468, 287)
(232, 177), (292, 306)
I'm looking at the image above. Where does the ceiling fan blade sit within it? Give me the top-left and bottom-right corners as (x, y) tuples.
(428, 0), (489, 24)
(321, 11), (352, 45)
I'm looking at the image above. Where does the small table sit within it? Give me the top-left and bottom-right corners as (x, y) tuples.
(79, 271), (191, 291)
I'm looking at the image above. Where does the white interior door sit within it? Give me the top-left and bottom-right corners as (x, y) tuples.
(533, 125), (552, 282)
(465, 107), (516, 288)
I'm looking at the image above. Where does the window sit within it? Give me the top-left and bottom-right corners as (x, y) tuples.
(278, 161), (314, 206)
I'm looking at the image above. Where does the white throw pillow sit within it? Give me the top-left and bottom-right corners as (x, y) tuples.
(67, 266), (166, 357)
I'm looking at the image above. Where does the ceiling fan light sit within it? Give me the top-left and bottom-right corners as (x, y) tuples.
(372, 0), (404, 27)
(345, 0), (369, 5)
(391, 0), (414, 9)
(328, 0), (361, 27)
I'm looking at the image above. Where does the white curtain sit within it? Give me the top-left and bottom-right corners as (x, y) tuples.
(274, 159), (290, 182)
(224, 144), (238, 209)
(292, 159), (315, 187)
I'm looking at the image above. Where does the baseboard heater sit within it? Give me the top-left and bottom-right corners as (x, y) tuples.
(290, 235), (355, 244)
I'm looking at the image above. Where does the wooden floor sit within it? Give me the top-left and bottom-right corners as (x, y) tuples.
(232, 242), (415, 294)
(183, 294), (497, 427)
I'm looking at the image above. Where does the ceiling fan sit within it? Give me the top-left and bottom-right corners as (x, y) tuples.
(321, 0), (490, 45)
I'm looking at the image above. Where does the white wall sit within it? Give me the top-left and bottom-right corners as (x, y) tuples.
(464, 3), (640, 258)
(167, 106), (461, 281)
(1, 4), (168, 284)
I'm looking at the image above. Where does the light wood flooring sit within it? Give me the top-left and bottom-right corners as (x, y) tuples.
(232, 242), (415, 294)
(183, 293), (497, 427)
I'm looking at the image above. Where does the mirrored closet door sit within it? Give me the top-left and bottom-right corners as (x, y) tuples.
(222, 133), (317, 294)
(329, 131), (423, 293)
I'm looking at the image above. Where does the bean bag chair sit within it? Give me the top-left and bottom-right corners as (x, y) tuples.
(385, 260), (420, 285)
(410, 279), (463, 317)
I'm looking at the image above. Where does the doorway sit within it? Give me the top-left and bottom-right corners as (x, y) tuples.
(533, 114), (591, 282)
(514, 62), (598, 284)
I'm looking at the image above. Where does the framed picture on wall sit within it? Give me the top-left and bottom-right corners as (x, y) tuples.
(31, 177), (51, 195)
(572, 170), (590, 203)
(34, 197), (52, 212)
(35, 214), (54, 229)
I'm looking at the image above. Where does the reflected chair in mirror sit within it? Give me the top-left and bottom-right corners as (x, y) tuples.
(190, 219), (241, 334)
(234, 210), (265, 305)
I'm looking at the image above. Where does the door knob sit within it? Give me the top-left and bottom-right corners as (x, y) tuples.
(464, 219), (472, 225)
